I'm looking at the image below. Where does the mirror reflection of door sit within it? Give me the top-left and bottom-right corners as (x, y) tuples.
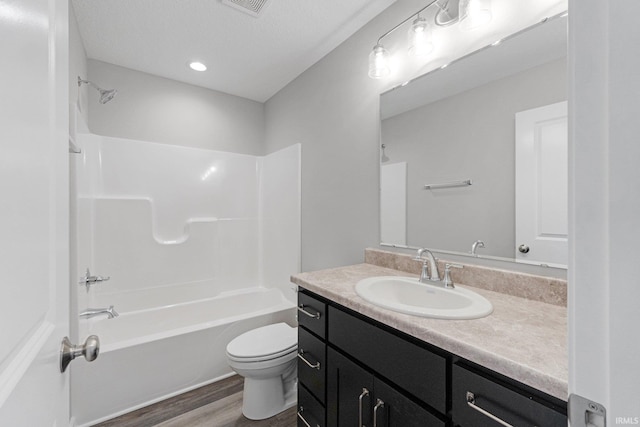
(515, 101), (568, 267)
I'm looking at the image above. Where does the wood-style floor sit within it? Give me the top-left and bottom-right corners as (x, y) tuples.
(94, 375), (297, 427)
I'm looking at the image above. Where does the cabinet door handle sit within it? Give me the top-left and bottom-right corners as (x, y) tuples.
(373, 399), (385, 427)
(358, 388), (370, 427)
(466, 392), (514, 427)
(297, 349), (321, 370)
(298, 304), (321, 319)
(297, 406), (319, 427)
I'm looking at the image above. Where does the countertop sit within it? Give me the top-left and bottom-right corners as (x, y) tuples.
(291, 262), (568, 401)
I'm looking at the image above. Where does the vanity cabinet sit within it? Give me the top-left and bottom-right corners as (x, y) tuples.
(327, 347), (444, 427)
(297, 288), (567, 427)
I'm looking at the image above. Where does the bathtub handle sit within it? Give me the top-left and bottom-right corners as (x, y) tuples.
(297, 349), (321, 370)
(297, 304), (321, 319)
(79, 268), (110, 290)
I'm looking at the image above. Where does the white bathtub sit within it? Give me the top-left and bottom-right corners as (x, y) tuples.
(71, 285), (296, 427)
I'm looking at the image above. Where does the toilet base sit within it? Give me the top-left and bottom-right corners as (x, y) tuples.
(241, 376), (297, 420)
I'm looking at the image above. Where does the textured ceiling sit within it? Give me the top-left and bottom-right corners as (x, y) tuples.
(71, 0), (396, 102)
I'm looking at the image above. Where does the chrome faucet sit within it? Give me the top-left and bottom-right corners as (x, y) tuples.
(79, 268), (110, 291)
(79, 305), (119, 319)
(413, 248), (441, 283)
(470, 240), (485, 256)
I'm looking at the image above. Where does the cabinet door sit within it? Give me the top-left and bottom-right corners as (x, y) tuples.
(374, 378), (446, 427)
(327, 348), (374, 427)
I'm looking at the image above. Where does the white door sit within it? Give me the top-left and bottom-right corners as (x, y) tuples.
(569, 0), (640, 424)
(0, 0), (70, 425)
(515, 101), (568, 268)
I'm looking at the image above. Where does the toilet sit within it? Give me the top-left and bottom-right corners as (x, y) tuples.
(226, 323), (298, 420)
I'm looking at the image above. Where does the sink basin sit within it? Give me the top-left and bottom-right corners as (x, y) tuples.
(355, 276), (493, 319)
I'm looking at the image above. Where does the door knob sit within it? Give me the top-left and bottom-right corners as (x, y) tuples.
(60, 335), (100, 373)
(518, 244), (530, 254)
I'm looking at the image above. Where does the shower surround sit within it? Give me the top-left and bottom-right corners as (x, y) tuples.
(70, 134), (300, 426)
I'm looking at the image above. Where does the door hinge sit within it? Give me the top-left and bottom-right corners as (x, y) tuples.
(569, 394), (606, 427)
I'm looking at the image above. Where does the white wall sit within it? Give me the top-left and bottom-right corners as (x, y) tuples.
(260, 144), (302, 301)
(265, 0), (568, 271)
(86, 59), (265, 155)
(74, 134), (300, 311)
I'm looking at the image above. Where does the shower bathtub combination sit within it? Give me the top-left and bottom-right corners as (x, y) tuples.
(70, 132), (300, 426)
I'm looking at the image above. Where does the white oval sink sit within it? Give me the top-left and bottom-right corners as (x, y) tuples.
(355, 276), (493, 319)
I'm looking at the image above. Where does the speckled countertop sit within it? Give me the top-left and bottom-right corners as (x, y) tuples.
(291, 262), (568, 401)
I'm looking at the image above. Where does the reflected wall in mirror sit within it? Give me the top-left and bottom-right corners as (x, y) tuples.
(379, 14), (568, 268)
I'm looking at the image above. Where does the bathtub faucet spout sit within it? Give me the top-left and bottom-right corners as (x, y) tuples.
(79, 305), (119, 319)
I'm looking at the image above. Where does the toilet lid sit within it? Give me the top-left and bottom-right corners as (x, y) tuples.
(226, 323), (297, 360)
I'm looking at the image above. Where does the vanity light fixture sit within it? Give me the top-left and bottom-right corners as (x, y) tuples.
(368, 0), (492, 79)
(459, 0), (492, 31)
(188, 61), (207, 72)
(368, 44), (391, 79)
(408, 14), (433, 57)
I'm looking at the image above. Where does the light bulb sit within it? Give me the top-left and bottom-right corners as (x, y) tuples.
(459, 0), (492, 31)
(368, 44), (390, 79)
(408, 16), (433, 57)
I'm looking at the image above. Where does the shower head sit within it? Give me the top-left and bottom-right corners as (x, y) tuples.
(78, 77), (118, 104)
(97, 88), (117, 104)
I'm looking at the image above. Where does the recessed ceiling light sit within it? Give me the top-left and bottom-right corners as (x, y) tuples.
(189, 61), (207, 72)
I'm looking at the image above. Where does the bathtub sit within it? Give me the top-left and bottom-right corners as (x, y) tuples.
(71, 285), (296, 427)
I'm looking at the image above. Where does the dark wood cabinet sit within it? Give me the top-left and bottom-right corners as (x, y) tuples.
(297, 287), (567, 427)
(328, 306), (447, 414)
(327, 348), (444, 427)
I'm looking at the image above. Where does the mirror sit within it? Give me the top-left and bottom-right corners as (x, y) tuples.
(380, 14), (568, 267)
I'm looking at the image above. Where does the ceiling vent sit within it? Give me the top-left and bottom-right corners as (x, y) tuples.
(221, 0), (271, 17)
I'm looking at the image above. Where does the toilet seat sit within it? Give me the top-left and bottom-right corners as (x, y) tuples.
(226, 323), (297, 363)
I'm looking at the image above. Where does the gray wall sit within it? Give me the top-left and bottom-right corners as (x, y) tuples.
(264, 2), (425, 271)
(87, 60), (265, 155)
(382, 58), (566, 258)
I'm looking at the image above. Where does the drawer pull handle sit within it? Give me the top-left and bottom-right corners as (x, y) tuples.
(373, 399), (385, 427)
(298, 304), (321, 319)
(466, 391), (514, 427)
(358, 388), (370, 427)
(297, 406), (319, 427)
(297, 349), (321, 370)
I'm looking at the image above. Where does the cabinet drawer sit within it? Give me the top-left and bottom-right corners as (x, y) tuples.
(452, 364), (567, 427)
(298, 326), (326, 404)
(328, 306), (446, 413)
(298, 290), (326, 339)
(298, 384), (325, 427)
